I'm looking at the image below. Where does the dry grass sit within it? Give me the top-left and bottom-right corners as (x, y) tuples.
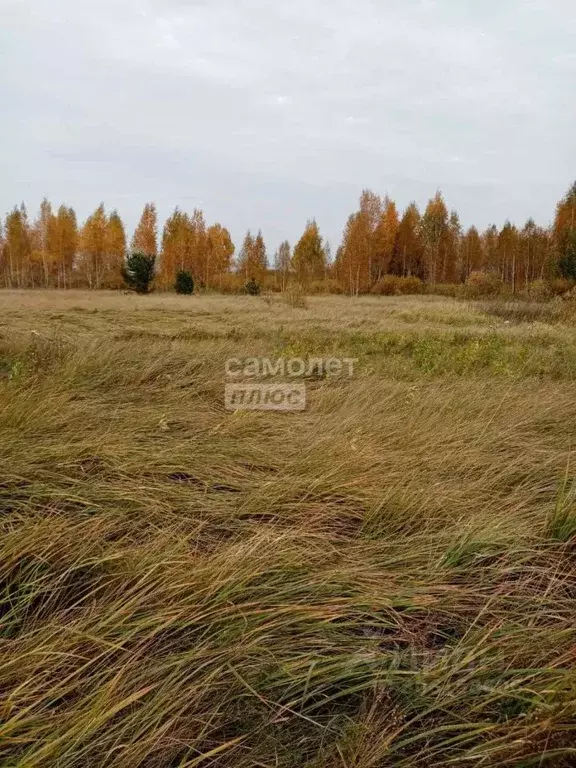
(0, 290), (575, 767)
(281, 286), (310, 310)
(478, 299), (564, 325)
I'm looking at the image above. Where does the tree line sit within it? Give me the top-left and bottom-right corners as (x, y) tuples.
(1, 183), (575, 293)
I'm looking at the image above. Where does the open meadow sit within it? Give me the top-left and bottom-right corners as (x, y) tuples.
(1, 290), (576, 767)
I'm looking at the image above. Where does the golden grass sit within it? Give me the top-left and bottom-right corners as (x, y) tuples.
(0, 290), (575, 767)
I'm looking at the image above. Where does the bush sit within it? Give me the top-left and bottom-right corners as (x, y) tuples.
(559, 291), (576, 324)
(279, 279), (345, 295)
(464, 271), (502, 298)
(324, 278), (346, 294)
(121, 252), (156, 294)
(215, 274), (245, 294)
(428, 283), (462, 298)
(548, 278), (573, 297)
(261, 274), (283, 293)
(245, 277), (262, 296)
(371, 276), (401, 295)
(282, 286), (309, 309)
(399, 276), (424, 295)
(527, 279), (552, 300)
(371, 276), (424, 296)
(307, 280), (327, 295)
(558, 229), (576, 280)
(175, 270), (195, 295)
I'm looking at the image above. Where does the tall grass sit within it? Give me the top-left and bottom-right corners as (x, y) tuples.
(478, 299), (564, 325)
(0, 291), (575, 767)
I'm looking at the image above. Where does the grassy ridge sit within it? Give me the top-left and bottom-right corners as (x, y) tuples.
(0, 291), (575, 766)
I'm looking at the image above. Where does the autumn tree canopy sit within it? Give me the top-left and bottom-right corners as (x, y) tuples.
(132, 203), (158, 258)
(1, 182), (574, 292)
(236, 230), (267, 283)
(292, 220), (326, 285)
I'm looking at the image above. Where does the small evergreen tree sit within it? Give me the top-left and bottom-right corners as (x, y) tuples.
(245, 277), (261, 296)
(175, 269), (194, 295)
(121, 251), (156, 294)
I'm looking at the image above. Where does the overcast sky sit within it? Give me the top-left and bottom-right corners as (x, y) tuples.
(1, 0), (575, 254)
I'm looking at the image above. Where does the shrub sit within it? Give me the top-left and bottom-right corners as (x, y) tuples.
(398, 276), (424, 295)
(308, 280), (328, 295)
(428, 283), (462, 298)
(371, 276), (424, 296)
(558, 229), (576, 281)
(174, 270), (195, 295)
(464, 271), (502, 298)
(323, 278), (346, 294)
(216, 274), (245, 294)
(371, 276), (401, 295)
(289, 279), (345, 295)
(282, 285), (309, 309)
(261, 274), (283, 293)
(121, 252), (156, 294)
(245, 277), (262, 296)
(548, 278), (573, 297)
(527, 279), (552, 300)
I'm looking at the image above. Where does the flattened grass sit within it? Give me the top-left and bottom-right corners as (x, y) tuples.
(0, 291), (575, 767)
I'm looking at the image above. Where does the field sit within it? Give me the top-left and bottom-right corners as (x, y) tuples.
(1, 290), (576, 767)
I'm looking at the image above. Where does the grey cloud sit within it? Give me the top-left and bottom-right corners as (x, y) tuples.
(0, 0), (574, 252)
